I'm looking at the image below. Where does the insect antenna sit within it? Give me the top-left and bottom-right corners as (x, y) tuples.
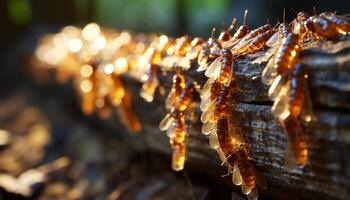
(243, 9), (248, 25)
(210, 27), (216, 39)
(229, 18), (237, 31)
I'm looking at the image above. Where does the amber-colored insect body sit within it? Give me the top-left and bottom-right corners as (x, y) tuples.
(258, 23), (292, 82)
(165, 70), (187, 109)
(140, 46), (164, 102)
(305, 16), (339, 39)
(280, 116), (308, 168)
(219, 19), (237, 42)
(256, 10), (291, 65)
(205, 48), (235, 86)
(215, 117), (265, 200)
(271, 63), (313, 122)
(159, 108), (187, 171)
(216, 117), (238, 163)
(224, 10), (251, 48)
(186, 37), (205, 61)
(200, 80), (231, 126)
(236, 144), (265, 200)
(169, 109), (187, 171)
(320, 13), (350, 34)
(232, 23), (272, 55)
(159, 71), (194, 171)
(162, 36), (192, 69)
(197, 28), (221, 71)
(140, 63), (159, 102)
(245, 29), (274, 54)
(214, 84), (231, 118)
(289, 63), (307, 118)
(292, 11), (311, 37)
(275, 33), (300, 75)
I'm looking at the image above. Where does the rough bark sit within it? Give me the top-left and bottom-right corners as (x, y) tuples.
(122, 39), (350, 200)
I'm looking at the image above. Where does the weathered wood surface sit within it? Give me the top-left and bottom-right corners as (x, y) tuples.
(120, 39), (350, 200)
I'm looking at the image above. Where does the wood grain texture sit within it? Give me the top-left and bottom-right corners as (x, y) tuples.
(122, 39), (350, 200)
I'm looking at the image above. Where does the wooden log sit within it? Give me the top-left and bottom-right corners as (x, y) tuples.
(121, 39), (350, 200)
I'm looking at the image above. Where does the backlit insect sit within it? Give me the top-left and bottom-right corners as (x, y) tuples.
(162, 36), (192, 69)
(244, 28), (274, 54)
(254, 9), (292, 66)
(291, 11), (311, 38)
(165, 70), (187, 109)
(204, 48), (235, 85)
(253, 22), (291, 66)
(140, 47), (162, 102)
(261, 32), (300, 85)
(211, 117), (266, 200)
(219, 19), (237, 42)
(185, 37), (205, 61)
(305, 15), (340, 40)
(292, 10), (349, 40)
(224, 10), (251, 49)
(197, 28), (222, 72)
(159, 108), (187, 171)
(159, 70), (194, 171)
(140, 35), (175, 102)
(271, 63), (313, 122)
(200, 79), (232, 136)
(280, 116), (308, 169)
(320, 12), (350, 35)
(236, 144), (267, 200)
(232, 23), (272, 56)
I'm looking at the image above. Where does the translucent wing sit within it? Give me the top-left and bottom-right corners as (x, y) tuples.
(247, 187), (258, 200)
(200, 95), (213, 112)
(140, 78), (158, 102)
(268, 75), (287, 100)
(231, 37), (254, 55)
(252, 45), (278, 65)
(205, 58), (220, 78)
(271, 81), (291, 120)
(216, 148), (227, 163)
(209, 131), (220, 149)
(228, 121), (243, 145)
(261, 54), (278, 85)
(200, 77), (214, 99)
(165, 90), (176, 110)
(166, 122), (175, 138)
(159, 113), (173, 131)
(200, 102), (215, 123)
(241, 180), (252, 195)
(202, 121), (216, 135)
(223, 38), (240, 49)
(232, 164), (243, 186)
(265, 32), (279, 47)
(291, 19), (301, 35)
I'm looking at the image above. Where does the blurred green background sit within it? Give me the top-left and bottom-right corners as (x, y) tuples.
(1, 0), (350, 38)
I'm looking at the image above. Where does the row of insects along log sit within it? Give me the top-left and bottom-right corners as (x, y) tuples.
(33, 9), (350, 200)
